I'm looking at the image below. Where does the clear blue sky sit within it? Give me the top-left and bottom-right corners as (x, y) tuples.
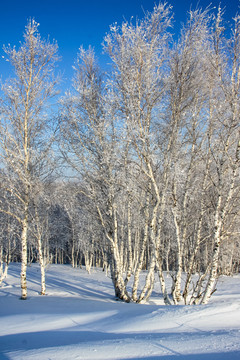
(0, 0), (239, 91)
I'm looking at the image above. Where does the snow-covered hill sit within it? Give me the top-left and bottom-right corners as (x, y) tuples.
(0, 264), (240, 359)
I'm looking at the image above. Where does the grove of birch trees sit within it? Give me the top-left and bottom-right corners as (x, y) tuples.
(0, 4), (240, 304)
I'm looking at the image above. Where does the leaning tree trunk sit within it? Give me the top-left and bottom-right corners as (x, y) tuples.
(201, 163), (237, 304)
(156, 257), (172, 305)
(132, 188), (150, 302)
(137, 170), (160, 304)
(97, 203), (130, 302)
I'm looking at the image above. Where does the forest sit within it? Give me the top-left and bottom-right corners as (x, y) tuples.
(0, 3), (239, 305)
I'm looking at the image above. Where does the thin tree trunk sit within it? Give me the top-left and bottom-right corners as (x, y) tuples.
(171, 205), (183, 304)
(0, 247), (10, 285)
(38, 236), (46, 295)
(125, 198), (133, 285)
(156, 258), (172, 305)
(132, 188), (150, 302)
(201, 165), (237, 304)
(97, 203), (130, 302)
(20, 213), (28, 300)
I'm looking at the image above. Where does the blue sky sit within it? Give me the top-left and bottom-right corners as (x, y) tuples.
(1, 0), (240, 91)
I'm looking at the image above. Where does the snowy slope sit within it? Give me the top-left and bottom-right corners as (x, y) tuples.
(0, 264), (240, 360)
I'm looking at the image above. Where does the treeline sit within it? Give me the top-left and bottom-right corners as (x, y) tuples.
(0, 3), (239, 304)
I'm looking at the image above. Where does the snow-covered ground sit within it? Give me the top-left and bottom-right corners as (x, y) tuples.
(0, 264), (240, 360)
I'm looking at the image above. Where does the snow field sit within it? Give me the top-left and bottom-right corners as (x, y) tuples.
(0, 264), (240, 359)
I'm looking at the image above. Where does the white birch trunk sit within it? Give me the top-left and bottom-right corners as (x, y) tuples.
(0, 247), (3, 277)
(137, 174), (160, 303)
(137, 260), (156, 303)
(0, 264), (9, 285)
(137, 160), (165, 303)
(133, 229), (140, 272)
(156, 259), (172, 305)
(71, 241), (76, 268)
(201, 164), (237, 304)
(37, 235), (46, 295)
(85, 252), (93, 274)
(97, 203), (130, 302)
(171, 206), (183, 304)
(112, 206), (130, 302)
(132, 188), (150, 302)
(183, 210), (205, 304)
(190, 264), (211, 305)
(0, 246), (9, 285)
(201, 192), (222, 304)
(20, 215), (28, 300)
(124, 199), (133, 285)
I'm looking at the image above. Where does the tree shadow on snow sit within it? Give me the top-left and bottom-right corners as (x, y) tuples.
(3, 263), (114, 301)
(126, 354), (240, 360)
(0, 329), (239, 360)
(44, 276), (113, 299)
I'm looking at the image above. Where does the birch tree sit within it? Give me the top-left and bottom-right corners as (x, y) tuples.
(104, 2), (173, 303)
(0, 195), (19, 284)
(29, 186), (54, 295)
(0, 20), (59, 299)
(201, 8), (240, 304)
(60, 3), (239, 305)
(60, 46), (132, 300)
(165, 7), (212, 304)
